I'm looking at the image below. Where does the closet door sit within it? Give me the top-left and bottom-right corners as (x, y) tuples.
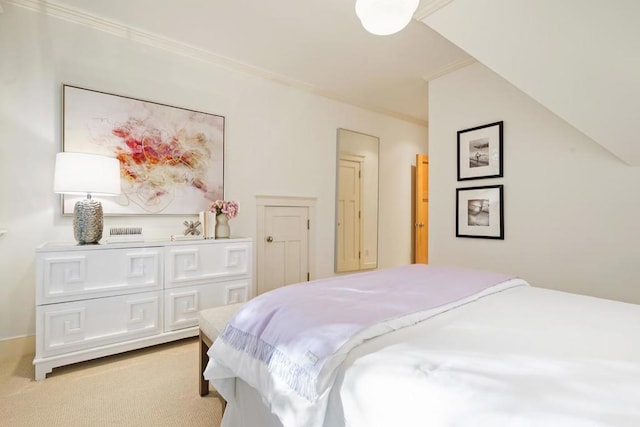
(260, 206), (309, 295)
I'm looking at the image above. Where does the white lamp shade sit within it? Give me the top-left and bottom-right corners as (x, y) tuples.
(54, 152), (122, 196)
(355, 0), (419, 36)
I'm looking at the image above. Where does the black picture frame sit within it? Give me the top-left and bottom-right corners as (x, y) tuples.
(456, 185), (504, 239)
(457, 121), (503, 181)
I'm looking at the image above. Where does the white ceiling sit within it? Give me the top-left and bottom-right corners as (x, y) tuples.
(421, 0), (640, 165)
(31, 0), (472, 125)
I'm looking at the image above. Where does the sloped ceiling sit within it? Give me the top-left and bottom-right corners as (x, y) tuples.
(418, 0), (640, 165)
(4, 0), (473, 126)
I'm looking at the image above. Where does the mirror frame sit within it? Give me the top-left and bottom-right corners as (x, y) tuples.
(335, 128), (379, 273)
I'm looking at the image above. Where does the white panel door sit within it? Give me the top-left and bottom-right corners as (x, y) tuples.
(337, 158), (361, 272)
(260, 206), (308, 295)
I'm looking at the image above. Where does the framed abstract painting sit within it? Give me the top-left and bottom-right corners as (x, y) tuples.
(62, 84), (225, 215)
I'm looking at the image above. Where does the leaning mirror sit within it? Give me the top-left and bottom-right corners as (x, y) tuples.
(335, 128), (379, 272)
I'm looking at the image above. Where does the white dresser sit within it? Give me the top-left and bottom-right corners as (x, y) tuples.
(33, 238), (252, 380)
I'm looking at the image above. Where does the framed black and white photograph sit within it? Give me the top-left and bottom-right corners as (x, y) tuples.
(456, 185), (504, 239)
(457, 121), (503, 181)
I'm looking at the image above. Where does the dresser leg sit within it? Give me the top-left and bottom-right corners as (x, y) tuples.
(34, 363), (52, 381)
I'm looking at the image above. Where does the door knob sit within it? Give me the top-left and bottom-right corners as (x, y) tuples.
(266, 236), (273, 242)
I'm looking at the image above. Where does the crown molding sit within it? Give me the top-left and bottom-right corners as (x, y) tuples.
(422, 56), (476, 82)
(4, 0), (284, 77)
(5, 0), (427, 127)
(414, 0), (454, 21)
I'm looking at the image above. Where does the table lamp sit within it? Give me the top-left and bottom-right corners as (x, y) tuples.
(54, 152), (122, 244)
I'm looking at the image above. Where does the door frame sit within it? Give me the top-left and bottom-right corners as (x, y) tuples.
(337, 153), (364, 272)
(256, 195), (316, 295)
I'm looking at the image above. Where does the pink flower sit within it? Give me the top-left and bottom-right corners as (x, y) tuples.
(210, 200), (239, 219)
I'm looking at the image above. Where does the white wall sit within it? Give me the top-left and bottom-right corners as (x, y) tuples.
(0, 5), (427, 341)
(422, 0), (640, 165)
(428, 62), (640, 304)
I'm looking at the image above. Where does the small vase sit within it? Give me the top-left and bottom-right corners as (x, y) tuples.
(215, 214), (230, 239)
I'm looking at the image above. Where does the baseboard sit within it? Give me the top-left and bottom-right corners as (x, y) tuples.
(0, 335), (35, 362)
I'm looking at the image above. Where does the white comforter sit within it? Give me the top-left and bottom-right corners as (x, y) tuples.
(212, 285), (640, 427)
(334, 286), (640, 427)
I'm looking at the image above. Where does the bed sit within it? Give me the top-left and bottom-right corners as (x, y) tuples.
(203, 264), (640, 427)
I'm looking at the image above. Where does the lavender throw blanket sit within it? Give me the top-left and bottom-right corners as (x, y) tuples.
(217, 265), (515, 401)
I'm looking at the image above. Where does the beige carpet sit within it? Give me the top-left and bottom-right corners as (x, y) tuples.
(0, 337), (223, 426)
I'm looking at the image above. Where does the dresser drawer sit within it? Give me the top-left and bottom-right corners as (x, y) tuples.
(36, 291), (162, 358)
(165, 242), (250, 288)
(164, 279), (250, 331)
(36, 247), (162, 304)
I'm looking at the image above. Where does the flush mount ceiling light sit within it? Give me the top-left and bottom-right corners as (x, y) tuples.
(355, 0), (420, 36)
